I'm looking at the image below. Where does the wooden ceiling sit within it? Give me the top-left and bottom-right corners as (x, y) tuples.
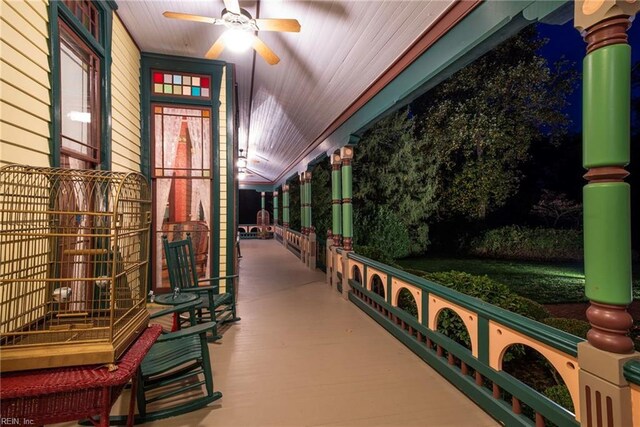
(116, 0), (457, 185)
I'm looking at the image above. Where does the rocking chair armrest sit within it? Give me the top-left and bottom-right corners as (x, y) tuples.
(182, 285), (219, 294)
(197, 274), (239, 283)
(156, 321), (217, 342)
(149, 300), (201, 320)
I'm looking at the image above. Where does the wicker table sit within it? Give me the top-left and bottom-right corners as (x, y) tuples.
(0, 324), (162, 427)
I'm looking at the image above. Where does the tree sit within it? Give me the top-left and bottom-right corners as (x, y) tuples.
(415, 26), (577, 221)
(531, 190), (581, 227)
(310, 158), (332, 240)
(288, 177), (301, 232)
(353, 110), (439, 254)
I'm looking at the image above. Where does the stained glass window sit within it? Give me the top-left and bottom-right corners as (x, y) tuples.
(152, 71), (211, 99)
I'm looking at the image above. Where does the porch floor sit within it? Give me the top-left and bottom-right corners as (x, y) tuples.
(59, 239), (498, 426)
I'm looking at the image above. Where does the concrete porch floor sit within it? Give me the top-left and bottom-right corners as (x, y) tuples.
(58, 239), (498, 427)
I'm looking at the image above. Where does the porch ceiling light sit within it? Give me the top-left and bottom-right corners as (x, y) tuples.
(238, 168), (247, 180)
(223, 28), (253, 53)
(237, 148), (247, 168)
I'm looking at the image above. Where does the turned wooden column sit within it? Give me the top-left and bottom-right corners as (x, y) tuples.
(331, 153), (343, 247)
(340, 146), (354, 251)
(576, 1), (638, 354)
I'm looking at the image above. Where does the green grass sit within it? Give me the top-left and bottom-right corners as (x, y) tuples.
(397, 257), (640, 304)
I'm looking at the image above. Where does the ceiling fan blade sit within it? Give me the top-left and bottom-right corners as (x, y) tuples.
(254, 18), (301, 32)
(163, 11), (217, 24)
(251, 35), (280, 65)
(223, 0), (241, 15)
(205, 35), (226, 59)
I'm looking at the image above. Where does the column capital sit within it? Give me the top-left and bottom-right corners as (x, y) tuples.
(303, 171), (312, 183)
(282, 184), (289, 192)
(575, 0), (639, 34)
(340, 146), (354, 161)
(261, 191), (265, 196)
(331, 153), (342, 167)
(273, 190), (278, 197)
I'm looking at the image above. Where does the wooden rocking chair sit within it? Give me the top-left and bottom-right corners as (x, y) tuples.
(82, 301), (222, 425)
(162, 234), (240, 340)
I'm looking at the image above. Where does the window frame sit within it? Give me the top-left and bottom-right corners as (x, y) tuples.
(49, 0), (116, 170)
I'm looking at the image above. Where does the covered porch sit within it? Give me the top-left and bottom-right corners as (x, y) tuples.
(59, 239), (497, 426)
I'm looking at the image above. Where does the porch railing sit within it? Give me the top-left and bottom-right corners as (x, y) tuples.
(328, 247), (584, 427)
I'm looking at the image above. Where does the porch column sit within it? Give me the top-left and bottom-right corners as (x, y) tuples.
(575, 2), (639, 425)
(283, 184), (289, 228)
(283, 184), (290, 249)
(261, 191), (265, 211)
(273, 190), (279, 225)
(331, 153), (342, 247)
(340, 146), (354, 251)
(304, 171), (312, 232)
(300, 173), (306, 234)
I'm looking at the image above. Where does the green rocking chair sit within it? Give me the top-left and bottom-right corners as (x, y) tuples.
(162, 234), (240, 340)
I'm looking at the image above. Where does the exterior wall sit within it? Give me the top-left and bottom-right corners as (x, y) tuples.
(110, 14), (141, 173)
(0, 0), (51, 167)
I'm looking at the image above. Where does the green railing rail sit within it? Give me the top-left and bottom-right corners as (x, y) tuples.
(345, 251), (582, 427)
(624, 359), (640, 385)
(348, 253), (582, 357)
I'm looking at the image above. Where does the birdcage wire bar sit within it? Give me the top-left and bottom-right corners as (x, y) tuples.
(0, 165), (152, 372)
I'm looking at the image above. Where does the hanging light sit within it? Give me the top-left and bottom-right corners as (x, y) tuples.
(237, 148), (247, 169)
(238, 168), (246, 180)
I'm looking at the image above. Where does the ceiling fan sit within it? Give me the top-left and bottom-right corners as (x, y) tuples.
(163, 0), (300, 65)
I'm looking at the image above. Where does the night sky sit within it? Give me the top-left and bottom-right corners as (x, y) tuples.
(537, 19), (640, 133)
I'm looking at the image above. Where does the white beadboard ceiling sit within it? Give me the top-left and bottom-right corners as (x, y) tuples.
(116, 0), (455, 185)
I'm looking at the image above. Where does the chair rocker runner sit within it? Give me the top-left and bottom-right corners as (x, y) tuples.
(162, 234), (240, 340)
(83, 301), (222, 425)
(135, 302), (222, 423)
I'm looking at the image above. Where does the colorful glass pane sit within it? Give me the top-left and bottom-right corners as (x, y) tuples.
(151, 71), (211, 99)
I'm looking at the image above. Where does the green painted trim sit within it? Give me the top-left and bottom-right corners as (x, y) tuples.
(478, 316), (490, 365)
(583, 183), (632, 304)
(48, 0), (114, 169)
(350, 291), (579, 427)
(623, 360), (640, 385)
(48, 3), (61, 168)
(386, 274), (392, 305)
(363, 264), (368, 290)
(348, 252), (583, 357)
(225, 65), (236, 279)
(583, 44), (630, 168)
(421, 290), (429, 327)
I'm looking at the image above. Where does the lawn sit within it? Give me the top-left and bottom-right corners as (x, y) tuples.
(397, 257), (640, 304)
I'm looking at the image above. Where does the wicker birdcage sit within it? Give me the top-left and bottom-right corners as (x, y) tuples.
(0, 165), (152, 372)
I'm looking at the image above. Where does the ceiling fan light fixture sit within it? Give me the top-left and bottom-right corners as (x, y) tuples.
(223, 28), (252, 53)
